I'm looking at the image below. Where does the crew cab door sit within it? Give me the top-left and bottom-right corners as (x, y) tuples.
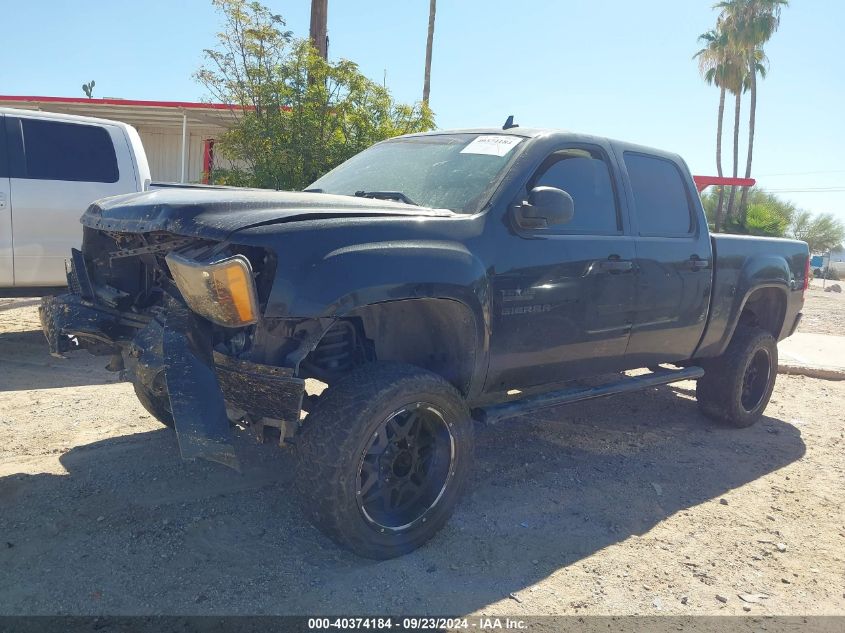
(5, 115), (137, 287)
(0, 115), (12, 286)
(619, 151), (713, 365)
(485, 143), (637, 392)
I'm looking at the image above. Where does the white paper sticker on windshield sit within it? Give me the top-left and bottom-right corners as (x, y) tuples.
(460, 135), (522, 157)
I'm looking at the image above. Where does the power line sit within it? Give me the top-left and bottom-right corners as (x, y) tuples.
(765, 188), (845, 193)
(756, 169), (845, 177)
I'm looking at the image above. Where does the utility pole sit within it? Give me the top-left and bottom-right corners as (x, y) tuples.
(310, 0), (329, 59)
(422, 0), (436, 105)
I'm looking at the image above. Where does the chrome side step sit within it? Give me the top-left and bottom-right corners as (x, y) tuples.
(478, 366), (705, 425)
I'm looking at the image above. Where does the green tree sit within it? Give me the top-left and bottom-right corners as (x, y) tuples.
(702, 187), (794, 236)
(716, 0), (787, 223)
(196, 0), (434, 190)
(702, 187), (844, 253)
(791, 211), (845, 254)
(743, 201), (790, 236)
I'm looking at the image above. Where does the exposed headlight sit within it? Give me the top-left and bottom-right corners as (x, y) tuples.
(165, 252), (259, 327)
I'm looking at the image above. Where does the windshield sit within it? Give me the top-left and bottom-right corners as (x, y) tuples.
(307, 133), (524, 213)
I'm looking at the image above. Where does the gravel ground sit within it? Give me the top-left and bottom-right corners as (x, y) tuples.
(0, 298), (843, 616)
(799, 280), (845, 336)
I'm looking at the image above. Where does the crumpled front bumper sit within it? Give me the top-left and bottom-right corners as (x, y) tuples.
(40, 293), (305, 470)
(39, 293), (140, 357)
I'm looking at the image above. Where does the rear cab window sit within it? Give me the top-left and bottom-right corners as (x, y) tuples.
(623, 152), (694, 236)
(19, 118), (119, 183)
(530, 146), (621, 233)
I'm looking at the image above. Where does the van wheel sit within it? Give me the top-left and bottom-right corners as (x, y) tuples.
(294, 363), (474, 559)
(696, 326), (777, 427)
(133, 381), (174, 428)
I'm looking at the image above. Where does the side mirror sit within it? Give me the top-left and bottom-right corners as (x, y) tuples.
(514, 186), (574, 229)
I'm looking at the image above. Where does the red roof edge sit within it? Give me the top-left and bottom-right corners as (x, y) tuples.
(0, 95), (242, 111)
(693, 175), (756, 193)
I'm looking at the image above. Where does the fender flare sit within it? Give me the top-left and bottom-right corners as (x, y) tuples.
(714, 254), (792, 355)
(265, 240), (492, 398)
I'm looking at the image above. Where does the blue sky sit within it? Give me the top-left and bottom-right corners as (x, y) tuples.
(2, 0), (843, 221)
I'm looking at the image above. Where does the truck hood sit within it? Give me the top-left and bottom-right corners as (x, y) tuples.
(81, 188), (455, 240)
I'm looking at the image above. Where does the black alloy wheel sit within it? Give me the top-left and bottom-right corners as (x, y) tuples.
(741, 348), (772, 412)
(356, 403), (455, 531)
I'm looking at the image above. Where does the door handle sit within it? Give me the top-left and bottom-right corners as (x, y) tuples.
(0, 193), (6, 210)
(599, 257), (634, 273)
(688, 255), (709, 270)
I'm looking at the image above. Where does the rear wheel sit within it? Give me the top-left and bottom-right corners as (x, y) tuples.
(696, 326), (777, 427)
(294, 362), (474, 559)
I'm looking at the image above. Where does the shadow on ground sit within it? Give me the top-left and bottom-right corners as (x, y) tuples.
(0, 330), (118, 391)
(0, 299), (41, 313)
(0, 377), (805, 615)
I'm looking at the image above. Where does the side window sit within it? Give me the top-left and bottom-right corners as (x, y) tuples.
(531, 148), (620, 233)
(624, 152), (693, 235)
(19, 118), (119, 183)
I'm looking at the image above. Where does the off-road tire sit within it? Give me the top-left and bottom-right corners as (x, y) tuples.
(696, 326), (778, 427)
(294, 362), (474, 559)
(133, 381), (174, 428)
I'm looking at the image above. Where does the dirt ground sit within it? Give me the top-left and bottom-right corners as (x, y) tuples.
(0, 297), (843, 616)
(799, 280), (845, 336)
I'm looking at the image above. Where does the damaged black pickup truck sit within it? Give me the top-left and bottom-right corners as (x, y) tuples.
(41, 128), (809, 558)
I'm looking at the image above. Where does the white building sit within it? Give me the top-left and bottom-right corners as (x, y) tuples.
(0, 95), (240, 183)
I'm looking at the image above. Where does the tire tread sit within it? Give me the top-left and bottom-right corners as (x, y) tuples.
(696, 326), (777, 427)
(294, 362), (473, 558)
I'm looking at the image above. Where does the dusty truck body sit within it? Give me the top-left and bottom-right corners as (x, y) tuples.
(41, 128), (809, 558)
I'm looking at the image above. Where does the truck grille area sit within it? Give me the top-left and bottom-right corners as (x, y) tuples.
(78, 228), (200, 311)
(78, 227), (274, 315)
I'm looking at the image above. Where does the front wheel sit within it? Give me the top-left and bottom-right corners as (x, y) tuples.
(696, 326), (778, 427)
(294, 363), (474, 559)
(133, 379), (174, 428)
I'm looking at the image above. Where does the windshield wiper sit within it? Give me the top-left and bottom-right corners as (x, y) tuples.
(354, 190), (419, 206)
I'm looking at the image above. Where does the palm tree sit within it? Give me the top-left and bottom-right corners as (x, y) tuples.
(737, 47), (769, 222)
(423, 0), (436, 105)
(716, 0), (788, 223)
(695, 28), (743, 231)
(726, 62), (743, 223)
(695, 30), (728, 231)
